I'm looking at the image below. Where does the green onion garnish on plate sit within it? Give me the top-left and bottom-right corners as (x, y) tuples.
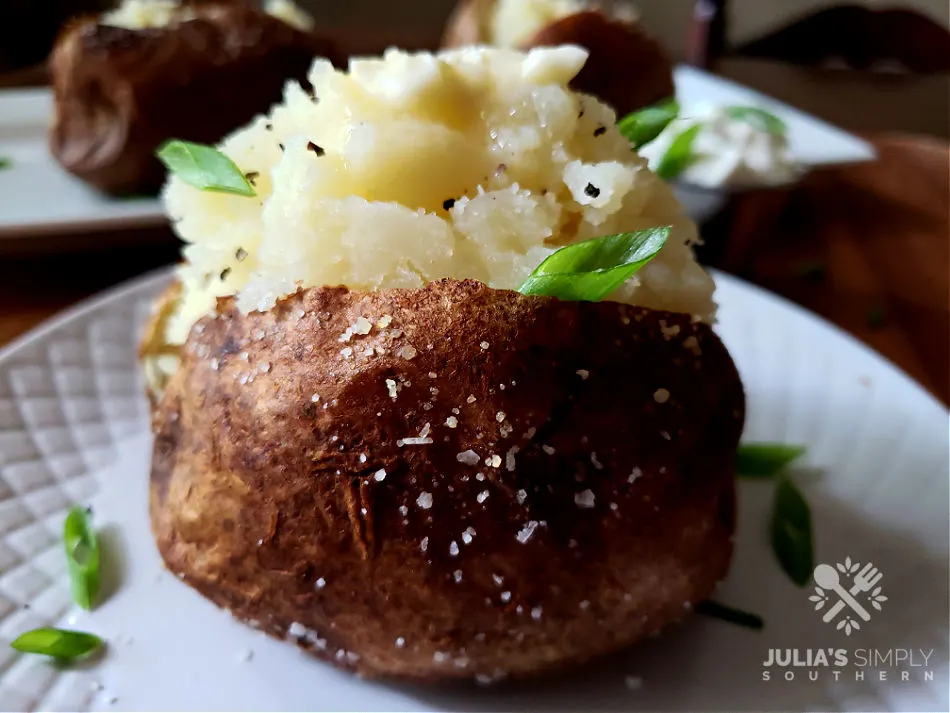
(771, 475), (814, 587)
(517, 226), (669, 301)
(64, 506), (99, 610)
(156, 140), (256, 196)
(10, 627), (103, 661)
(736, 442), (806, 478)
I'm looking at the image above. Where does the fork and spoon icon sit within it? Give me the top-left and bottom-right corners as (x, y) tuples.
(814, 562), (883, 623)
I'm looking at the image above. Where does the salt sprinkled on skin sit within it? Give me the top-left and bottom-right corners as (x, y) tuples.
(477, 490), (490, 503)
(516, 489), (527, 504)
(434, 652), (448, 663)
(377, 315), (393, 328)
(311, 393), (320, 402)
(374, 469), (387, 482)
(340, 347), (353, 358)
(516, 520), (539, 543)
(462, 526), (476, 543)
(575, 489), (596, 508)
(457, 450), (480, 465)
(420, 536), (429, 552)
(398, 345), (418, 360)
(454, 570), (463, 582)
(398, 504), (408, 516)
(475, 473), (485, 481)
(401, 437), (433, 445)
(500, 591), (512, 603)
(480, 341), (490, 349)
(210, 358), (219, 371)
(354, 316), (372, 334)
(428, 371), (437, 378)
(452, 407), (460, 415)
(576, 369), (589, 380)
(419, 423), (431, 438)
(590, 452), (604, 469)
(660, 431), (671, 440)
(493, 574), (504, 586)
(385, 379), (398, 399)
(395, 637), (406, 648)
(449, 541), (460, 556)
(542, 445), (556, 455)
(531, 606), (543, 620)
(506, 447), (518, 471)
(359, 453), (367, 463)
(489, 455), (502, 468)
(496, 412), (506, 422)
(315, 577), (326, 589)
(629, 467), (642, 483)
(417, 492), (433, 509)
(654, 388), (670, 404)
(467, 395), (477, 403)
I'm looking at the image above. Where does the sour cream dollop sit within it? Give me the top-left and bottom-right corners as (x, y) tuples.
(639, 103), (802, 189)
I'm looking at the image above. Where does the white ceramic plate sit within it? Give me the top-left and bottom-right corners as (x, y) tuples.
(0, 88), (165, 242)
(0, 66), (876, 242)
(0, 268), (946, 712)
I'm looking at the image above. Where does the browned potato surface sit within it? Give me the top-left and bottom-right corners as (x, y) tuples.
(49, 3), (343, 196)
(147, 278), (744, 681)
(441, 1), (675, 117)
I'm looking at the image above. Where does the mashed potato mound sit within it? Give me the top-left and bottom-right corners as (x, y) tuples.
(162, 45), (715, 346)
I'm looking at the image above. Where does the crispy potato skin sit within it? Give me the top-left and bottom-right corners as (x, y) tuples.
(149, 278), (744, 681)
(440, 3), (674, 117)
(49, 4), (343, 196)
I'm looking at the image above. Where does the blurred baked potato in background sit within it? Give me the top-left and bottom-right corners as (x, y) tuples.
(441, 0), (675, 117)
(49, 0), (344, 196)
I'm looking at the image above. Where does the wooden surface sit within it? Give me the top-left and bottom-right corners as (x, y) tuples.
(1, 61), (948, 408)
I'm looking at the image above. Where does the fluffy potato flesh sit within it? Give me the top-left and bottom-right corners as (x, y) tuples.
(160, 46), (709, 362)
(150, 279), (744, 681)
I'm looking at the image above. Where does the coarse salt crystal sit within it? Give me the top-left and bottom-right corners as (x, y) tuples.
(417, 492), (433, 509)
(401, 437), (433, 445)
(516, 520), (539, 544)
(531, 606), (543, 620)
(576, 369), (589, 379)
(315, 577), (326, 589)
(653, 388), (670, 404)
(374, 469), (387, 482)
(428, 371), (437, 378)
(462, 526), (476, 543)
(395, 636), (405, 648)
(496, 412), (506, 423)
(449, 541), (460, 556)
(376, 315), (393, 328)
(590, 452), (604, 469)
(480, 341), (490, 349)
(398, 504), (408, 516)
(454, 569), (463, 582)
(629, 467), (642, 483)
(493, 574), (504, 585)
(385, 379), (398, 399)
(420, 536), (429, 552)
(542, 445), (556, 455)
(457, 450), (480, 465)
(398, 345), (418, 360)
(500, 591), (512, 603)
(475, 472), (485, 481)
(288, 622), (308, 638)
(434, 651), (448, 663)
(516, 489), (527, 504)
(446, 416), (458, 428)
(359, 453), (367, 463)
(575, 489), (595, 508)
(489, 455), (502, 468)
(660, 431), (671, 440)
(466, 395), (477, 403)
(354, 317), (372, 334)
(310, 393), (320, 402)
(419, 423), (431, 438)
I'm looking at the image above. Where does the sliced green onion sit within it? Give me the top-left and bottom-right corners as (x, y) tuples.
(736, 443), (806, 478)
(0, 157), (11, 170)
(655, 124), (702, 180)
(695, 600), (764, 630)
(617, 98), (679, 149)
(156, 140), (256, 196)
(725, 106), (787, 135)
(517, 227), (670, 302)
(64, 506), (99, 610)
(771, 476), (814, 587)
(10, 627), (103, 660)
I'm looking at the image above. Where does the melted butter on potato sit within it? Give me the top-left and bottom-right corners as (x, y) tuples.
(162, 45), (715, 350)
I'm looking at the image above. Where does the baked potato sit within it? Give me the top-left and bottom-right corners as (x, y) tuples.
(146, 278), (743, 680)
(440, 0), (675, 117)
(141, 45), (745, 682)
(49, 1), (343, 196)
